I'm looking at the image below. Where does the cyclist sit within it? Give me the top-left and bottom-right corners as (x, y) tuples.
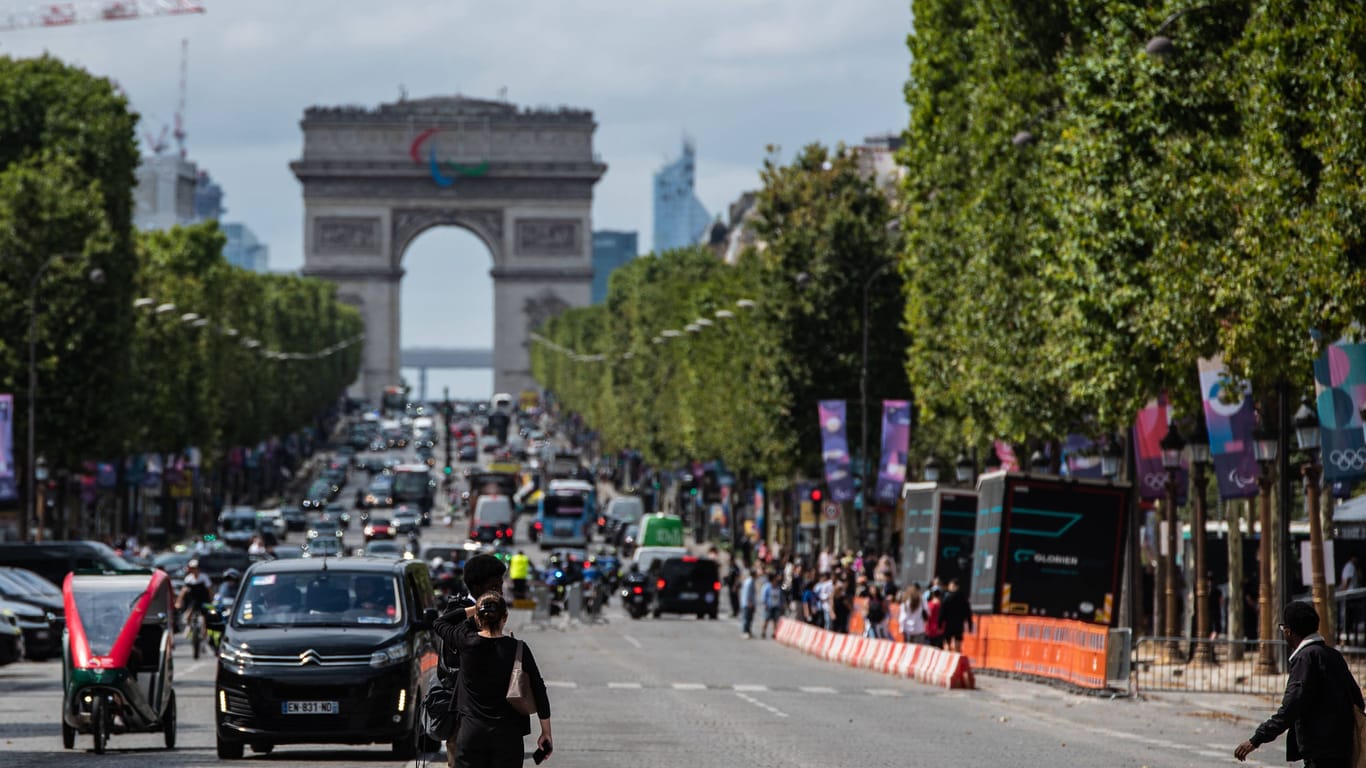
(176, 560), (214, 616)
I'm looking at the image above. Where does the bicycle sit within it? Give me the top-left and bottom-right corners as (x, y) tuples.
(183, 606), (208, 660)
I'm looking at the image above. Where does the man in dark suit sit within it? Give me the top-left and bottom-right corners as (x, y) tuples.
(1236, 601), (1364, 768)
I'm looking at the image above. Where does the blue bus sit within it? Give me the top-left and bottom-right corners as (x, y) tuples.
(536, 479), (596, 550)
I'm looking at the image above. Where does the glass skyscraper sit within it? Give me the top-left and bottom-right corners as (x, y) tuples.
(592, 230), (638, 304)
(652, 140), (710, 254)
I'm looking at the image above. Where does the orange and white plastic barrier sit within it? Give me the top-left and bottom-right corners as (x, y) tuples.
(773, 617), (975, 689)
(961, 614), (1110, 689)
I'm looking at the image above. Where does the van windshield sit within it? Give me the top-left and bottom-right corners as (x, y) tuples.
(234, 571), (402, 627)
(220, 516), (257, 533)
(475, 499), (513, 525)
(609, 498), (644, 523)
(544, 494), (588, 518)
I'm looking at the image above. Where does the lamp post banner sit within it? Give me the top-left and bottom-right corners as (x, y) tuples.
(875, 400), (911, 503)
(0, 394), (13, 502)
(1132, 397), (1189, 503)
(1312, 342), (1366, 483)
(817, 400), (856, 502)
(1197, 357), (1260, 499)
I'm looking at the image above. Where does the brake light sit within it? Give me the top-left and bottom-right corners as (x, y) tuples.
(597, 516), (605, 527)
(632, 586), (644, 595)
(656, 579), (666, 590)
(495, 529), (504, 538)
(682, 556), (698, 562)
(506, 527), (514, 538)
(713, 581), (722, 592)
(534, 521), (542, 531)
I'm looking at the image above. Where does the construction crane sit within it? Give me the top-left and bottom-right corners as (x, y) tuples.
(0, 1), (205, 33)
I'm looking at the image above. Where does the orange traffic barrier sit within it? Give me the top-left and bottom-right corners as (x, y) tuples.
(964, 614), (1110, 689)
(772, 617), (974, 689)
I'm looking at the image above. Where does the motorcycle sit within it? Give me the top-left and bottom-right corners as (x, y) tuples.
(622, 572), (651, 620)
(57, 568), (178, 753)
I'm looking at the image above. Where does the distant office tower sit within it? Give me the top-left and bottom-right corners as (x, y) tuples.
(133, 154), (198, 231)
(194, 170), (225, 222)
(222, 223), (271, 273)
(652, 140), (710, 253)
(591, 230), (639, 304)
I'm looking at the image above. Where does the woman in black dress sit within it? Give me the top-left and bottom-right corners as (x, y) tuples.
(434, 592), (553, 767)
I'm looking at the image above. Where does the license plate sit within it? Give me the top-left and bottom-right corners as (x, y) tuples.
(555, 526), (571, 535)
(679, 592), (698, 600)
(282, 701), (338, 715)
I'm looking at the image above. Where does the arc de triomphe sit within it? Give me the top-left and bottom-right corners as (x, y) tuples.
(291, 95), (606, 403)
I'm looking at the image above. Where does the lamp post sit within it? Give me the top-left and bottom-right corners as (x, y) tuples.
(858, 259), (897, 548)
(33, 456), (49, 543)
(1028, 449), (1049, 474)
(955, 451), (975, 486)
(1160, 425), (1186, 657)
(1253, 424), (1279, 675)
(923, 456), (941, 484)
(1294, 400), (1329, 643)
(25, 256), (103, 542)
(1187, 419), (1214, 664)
(1100, 438), (1123, 480)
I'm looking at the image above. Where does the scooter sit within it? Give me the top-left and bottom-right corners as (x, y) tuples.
(622, 573), (651, 620)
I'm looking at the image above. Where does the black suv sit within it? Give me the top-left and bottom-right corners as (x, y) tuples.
(212, 557), (438, 759)
(652, 556), (721, 620)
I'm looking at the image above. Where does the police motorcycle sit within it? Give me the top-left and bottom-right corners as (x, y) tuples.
(621, 568), (652, 620)
(56, 568), (178, 753)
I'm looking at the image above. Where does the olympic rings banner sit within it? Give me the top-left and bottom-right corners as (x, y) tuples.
(1132, 397), (1188, 503)
(1312, 342), (1366, 484)
(1197, 357), (1260, 500)
(818, 400), (857, 503)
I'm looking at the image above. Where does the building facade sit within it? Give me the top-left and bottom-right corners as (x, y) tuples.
(591, 230), (638, 303)
(652, 140), (710, 254)
(222, 223), (271, 273)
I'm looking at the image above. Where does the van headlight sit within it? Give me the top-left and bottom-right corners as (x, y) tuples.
(219, 640), (253, 668)
(370, 641), (411, 668)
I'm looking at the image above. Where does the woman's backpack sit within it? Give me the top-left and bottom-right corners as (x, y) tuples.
(421, 668), (457, 741)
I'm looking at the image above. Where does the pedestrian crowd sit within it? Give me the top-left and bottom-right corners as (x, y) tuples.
(723, 546), (971, 648)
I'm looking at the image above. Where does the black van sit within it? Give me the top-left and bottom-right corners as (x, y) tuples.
(212, 557), (438, 759)
(0, 542), (133, 586)
(652, 556), (721, 620)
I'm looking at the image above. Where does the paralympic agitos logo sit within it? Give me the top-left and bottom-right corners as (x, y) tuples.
(409, 129), (490, 187)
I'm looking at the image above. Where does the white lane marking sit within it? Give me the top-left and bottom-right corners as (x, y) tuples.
(184, 661), (206, 676)
(733, 684), (768, 692)
(1197, 750), (1229, 759)
(622, 634), (643, 649)
(736, 691), (789, 718)
(799, 686), (836, 694)
(545, 681), (578, 689)
(671, 682), (707, 691)
(607, 682), (642, 689)
(866, 688), (902, 697)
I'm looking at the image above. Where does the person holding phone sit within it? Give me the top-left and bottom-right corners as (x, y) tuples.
(435, 591), (552, 766)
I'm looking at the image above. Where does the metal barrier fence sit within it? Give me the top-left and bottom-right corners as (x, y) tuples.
(1132, 637), (1289, 695)
(1336, 587), (1366, 648)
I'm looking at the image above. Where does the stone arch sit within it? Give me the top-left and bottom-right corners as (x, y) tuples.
(293, 95), (605, 402)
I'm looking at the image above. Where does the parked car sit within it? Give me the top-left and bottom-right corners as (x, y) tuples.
(211, 557), (438, 758)
(0, 541), (134, 586)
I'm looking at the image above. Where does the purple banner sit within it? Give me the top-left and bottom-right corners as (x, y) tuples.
(875, 400), (911, 503)
(1133, 398), (1189, 503)
(1198, 357), (1260, 499)
(1313, 342), (1366, 484)
(0, 395), (13, 502)
(818, 400), (856, 502)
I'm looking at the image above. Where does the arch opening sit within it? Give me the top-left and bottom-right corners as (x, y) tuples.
(399, 226), (494, 403)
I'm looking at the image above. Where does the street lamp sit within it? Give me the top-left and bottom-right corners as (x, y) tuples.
(1252, 423), (1279, 674)
(714, 310), (734, 320)
(1143, 5), (1221, 58)
(955, 451), (975, 485)
(1028, 449), (1049, 474)
(859, 259), (898, 549)
(1159, 424), (1185, 656)
(1100, 438), (1123, 480)
(1294, 399), (1330, 644)
(1187, 418), (1214, 663)
(25, 255), (102, 542)
(154, 302), (176, 315)
(923, 456), (941, 484)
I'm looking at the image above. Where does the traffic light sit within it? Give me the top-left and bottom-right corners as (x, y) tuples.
(809, 487), (823, 503)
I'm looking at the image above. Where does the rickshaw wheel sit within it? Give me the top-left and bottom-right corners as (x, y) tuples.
(91, 697), (109, 754)
(61, 717), (75, 749)
(163, 691), (176, 749)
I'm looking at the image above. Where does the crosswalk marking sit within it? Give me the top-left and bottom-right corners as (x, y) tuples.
(799, 686), (836, 694)
(866, 688), (902, 697)
(733, 684), (768, 692)
(608, 682), (643, 689)
(671, 682), (707, 691)
(545, 681), (578, 689)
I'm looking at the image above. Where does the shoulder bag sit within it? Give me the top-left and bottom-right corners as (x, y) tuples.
(506, 640), (539, 716)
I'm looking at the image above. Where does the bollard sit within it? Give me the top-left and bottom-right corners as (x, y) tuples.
(566, 583), (583, 626)
(526, 583), (552, 630)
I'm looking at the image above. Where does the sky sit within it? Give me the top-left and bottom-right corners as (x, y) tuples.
(1, 0), (912, 398)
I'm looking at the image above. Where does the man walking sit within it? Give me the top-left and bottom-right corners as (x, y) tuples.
(1235, 602), (1363, 768)
(739, 568), (756, 639)
(759, 573), (784, 639)
(939, 578), (973, 652)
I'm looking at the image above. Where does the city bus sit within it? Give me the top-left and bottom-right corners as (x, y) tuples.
(536, 479), (596, 550)
(392, 464), (435, 524)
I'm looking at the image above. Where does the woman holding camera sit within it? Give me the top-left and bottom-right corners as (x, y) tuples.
(434, 591), (553, 766)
